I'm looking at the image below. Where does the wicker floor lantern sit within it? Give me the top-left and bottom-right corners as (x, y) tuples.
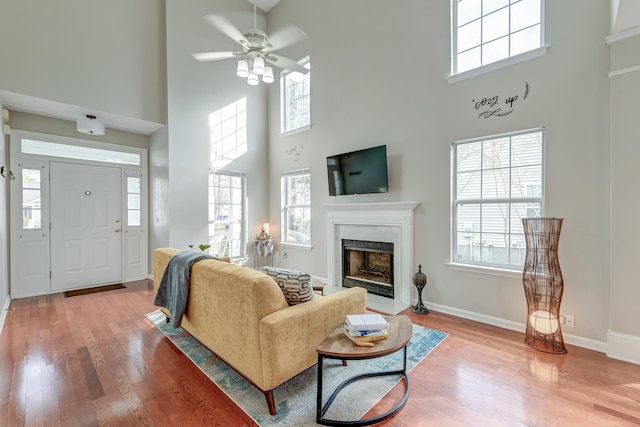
(522, 217), (567, 354)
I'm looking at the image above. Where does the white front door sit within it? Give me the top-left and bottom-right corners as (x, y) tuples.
(50, 162), (122, 291)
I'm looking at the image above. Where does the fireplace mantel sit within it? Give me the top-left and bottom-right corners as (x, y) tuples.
(326, 201), (419, 308)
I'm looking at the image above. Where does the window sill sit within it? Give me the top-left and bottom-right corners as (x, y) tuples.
(279, 242), (313, 251)
(446, 262), (522, 279)
(448, 45), (550, 84)
(281, 124), (312, 137)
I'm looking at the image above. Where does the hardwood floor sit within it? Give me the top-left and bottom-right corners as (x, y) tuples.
(1, 280), (639, 426)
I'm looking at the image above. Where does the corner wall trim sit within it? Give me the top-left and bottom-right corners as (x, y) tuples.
(0, 295), (10, 336)
(607, 330), (640, 365)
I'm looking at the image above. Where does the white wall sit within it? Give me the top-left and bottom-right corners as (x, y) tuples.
(0, 99), (10, 329)
(160, 1), (270, 252)
(0, 0), (165, 125)
(609, 32), (640, 363)
(267, 0), (612, 344)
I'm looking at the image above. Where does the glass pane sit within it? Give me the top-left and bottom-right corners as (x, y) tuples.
(482, 203), (509, 234)
(482, 169), (510, 199)
(481, 232), (508, 264)
(457, 142), (482, 172)
(23, 189), (41, 208)
(510, 25), (540, 56)
(457, 0), (482, 26)
(127, 177), (140, 193)
(22, 169), (41, 189)
(128, 194), (140, 210)
(482, 7), (509, 42)
(456, 171), (481, 200)
(511, 165), (542, 198)
(23, 208), (41, 229)
(484, 0), (509, 15)
(128, 210), (141, 226)
(511, 0), (540, 32)
(482, 36), (510, 65)
(511, 132), (542, 166)
(456, 204), (480, 262)
(483, 138), (510, 170)
(457, 46), (481, 73)
(22, 139), (140, 165)
(458, 20), (481, 52)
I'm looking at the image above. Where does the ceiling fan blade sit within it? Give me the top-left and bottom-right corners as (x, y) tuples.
(267, 25), (307, 52)
(192, 51), (239, 62)
(204, 14), (249, 48)
(265, 54), (309, 74)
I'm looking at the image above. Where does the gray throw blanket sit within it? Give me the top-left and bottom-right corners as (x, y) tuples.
(154, 251), (215, 327)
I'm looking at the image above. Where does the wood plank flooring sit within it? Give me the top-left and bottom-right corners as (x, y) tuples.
(1, 280), (639, 426)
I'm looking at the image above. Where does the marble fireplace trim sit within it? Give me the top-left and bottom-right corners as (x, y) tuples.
(326, 202), (419, 307)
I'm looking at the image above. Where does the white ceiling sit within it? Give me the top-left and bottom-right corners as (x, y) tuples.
(252, 0), (280, 13)
(3, 1), (639, 136)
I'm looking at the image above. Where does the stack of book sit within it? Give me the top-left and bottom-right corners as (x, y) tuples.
(344, 314), (390, 346)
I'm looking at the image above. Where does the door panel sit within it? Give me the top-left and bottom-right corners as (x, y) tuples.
(10, 161), (50, 299)
(50, 162), (122, 291)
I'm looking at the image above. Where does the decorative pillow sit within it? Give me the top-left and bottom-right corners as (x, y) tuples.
(260, 266), (315, 305)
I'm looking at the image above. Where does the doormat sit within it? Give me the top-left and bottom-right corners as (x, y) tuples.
(63, 283), (125, 297)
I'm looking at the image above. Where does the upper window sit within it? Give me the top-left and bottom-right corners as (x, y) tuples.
(281, 58), (311, 134)
(281, 169), (311, 246)
(452, 129), (544, 270)
(208, 170), (246, 260)
(453, 0), (543, 75)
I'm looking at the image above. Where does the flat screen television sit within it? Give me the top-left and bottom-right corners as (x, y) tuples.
(326, 145), (389, 196)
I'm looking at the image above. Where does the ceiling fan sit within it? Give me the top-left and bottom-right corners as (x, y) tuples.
(192, 1), (308, 85)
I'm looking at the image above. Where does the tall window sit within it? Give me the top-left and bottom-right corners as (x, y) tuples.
(280, 57), (310, 134)
(281, 169), (311, 246)
(209, 170), (246, 259)
(453, 0), (543, 74)
(452, 129), (543, 269)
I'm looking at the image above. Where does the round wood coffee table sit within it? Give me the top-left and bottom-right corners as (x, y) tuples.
(316, 315), (413, 426)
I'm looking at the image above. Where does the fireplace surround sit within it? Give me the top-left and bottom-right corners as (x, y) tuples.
(326, 202), (419, 308)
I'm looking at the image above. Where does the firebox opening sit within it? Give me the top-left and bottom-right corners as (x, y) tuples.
(342, 239), (394, 299)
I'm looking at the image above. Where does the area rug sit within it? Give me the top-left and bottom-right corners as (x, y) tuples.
(63, 283), (125, 297)
(145, 310), (447, 426)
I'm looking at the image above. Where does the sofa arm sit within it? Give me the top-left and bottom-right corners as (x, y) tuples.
(257, 286), (367, 391)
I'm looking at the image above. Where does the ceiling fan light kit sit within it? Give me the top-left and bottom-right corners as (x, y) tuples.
(193, 1), (308, 86)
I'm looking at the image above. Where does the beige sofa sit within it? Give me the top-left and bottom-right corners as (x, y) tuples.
(152, 247), (367, 415)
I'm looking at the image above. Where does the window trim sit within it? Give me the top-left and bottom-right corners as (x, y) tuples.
(450, 0), (547, 80)
(280, 56), (311, 135)
(451, 127), (545, 272)
(280, 168), (311, 247)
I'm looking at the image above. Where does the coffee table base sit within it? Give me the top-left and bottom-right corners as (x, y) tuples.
(316, 346), (410, 426)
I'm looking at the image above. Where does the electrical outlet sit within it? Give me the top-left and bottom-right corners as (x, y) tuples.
(283, 252), (288, 259)
(563, 314), (575, 328)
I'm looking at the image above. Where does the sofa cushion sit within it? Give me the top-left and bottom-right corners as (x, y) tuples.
(260, 267), (315, 305)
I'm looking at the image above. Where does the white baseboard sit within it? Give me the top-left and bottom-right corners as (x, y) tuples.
(310, 276), (616, 359)
(426, 301), (609, 355)
(0, 294), (10, 336)
(607, 330), (640, 365)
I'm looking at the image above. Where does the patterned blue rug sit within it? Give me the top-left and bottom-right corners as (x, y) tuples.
(145, 310), (447, 426)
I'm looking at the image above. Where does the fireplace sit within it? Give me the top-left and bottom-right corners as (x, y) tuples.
(326, 201), (419, 309)
(342, 239), (394, 298)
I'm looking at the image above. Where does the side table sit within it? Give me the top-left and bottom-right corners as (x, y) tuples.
(316, 315), (413, 426)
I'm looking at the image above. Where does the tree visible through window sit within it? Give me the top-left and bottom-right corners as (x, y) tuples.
(281, 170), (311, 246)
(281, 58), (310, 134)
(453, 0), (543, 74)
(452, 129), (543, 269)
(208, 170), (246, 259)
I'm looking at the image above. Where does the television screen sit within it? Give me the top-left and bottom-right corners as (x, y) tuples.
(327, 145), (389, 196)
